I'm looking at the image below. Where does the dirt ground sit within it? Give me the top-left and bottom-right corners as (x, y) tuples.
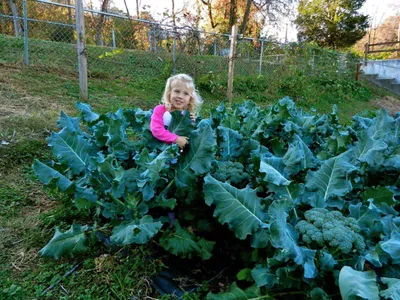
(371, 95), (400, 116)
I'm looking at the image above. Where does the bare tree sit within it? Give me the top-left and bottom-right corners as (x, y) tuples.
(228, 0), (237, 29)
(136, 0), (141, 18)
(239, 0), (252, 34)
(95, 0), (110, 46)
(201, 0), (219, 29)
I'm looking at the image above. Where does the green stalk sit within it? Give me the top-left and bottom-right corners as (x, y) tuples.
(109, 193), (126, 208)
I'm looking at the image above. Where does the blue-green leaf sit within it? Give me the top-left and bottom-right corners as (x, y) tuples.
(283, 134), (317, 174)
(384, 145), (400, 170)
(33, 159), (73, 191)
(110, 215), (162, 245)
(76, 102), (99, 123)
(206, 282), (262, 300)
(353, 131), (387, 167)
(380, 277), (400, 300)
(251, 264), (278, 288)
(204, 174), (268, 239)
(363, 186), (395, 207)
(268, 200), (317, 279)
(381, 231), (400, 259)
(259, 160), (291, 186)
(176, 124), (216, 186)
(338, 266), (379, 300)
(39, 224), (89, 259)
(217, 126), (243, 160)
(306, 151), (356, 202)
(168, 110), (194, 137)
(48, 128), (95, 175)
(57, 111), (81, 132)
(309, 288), (330, 300)
(160, 222), (214, 260)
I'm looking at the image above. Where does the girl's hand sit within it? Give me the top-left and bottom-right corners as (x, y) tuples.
(175, 136), (189, 149)
(189, 113), (196, 122)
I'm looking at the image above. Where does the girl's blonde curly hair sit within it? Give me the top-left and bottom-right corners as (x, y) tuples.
(161, 74), (203, 113)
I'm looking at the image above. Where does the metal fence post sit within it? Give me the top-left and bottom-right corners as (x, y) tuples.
(259, 40), (264, 76)
(173, 29), (177, 74)
(214, 38), (216, 56)
(75, 0), (88, 101)
(23, 0), (29, 65)
(112, 28), (116, 48)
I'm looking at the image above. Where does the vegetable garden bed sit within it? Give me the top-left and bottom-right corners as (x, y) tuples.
(33, 98), (400, 299)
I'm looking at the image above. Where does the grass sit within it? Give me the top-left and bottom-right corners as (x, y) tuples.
(0, 33), (399, 299)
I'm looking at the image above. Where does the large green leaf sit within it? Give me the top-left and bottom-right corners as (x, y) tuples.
(57, 111), (81, 132)
(96, 154), (125, 198)
(76, 102), (99, 123)
(251, 264), (278, 288)
(207, 282), (264, 300)
(268, 199), (317, 279)
(283, 134), (317, 174)
(363, 186), (395, 207)
(259, 159), (291, 186)
(93, 109), (128, 148)
(140, 145), (177, 183)
(380, 277), (400, 300)
(368, 109), (394, 140)
(48, 128), (95, 175)
(176, 124), (216, 186)
(349, 202), (381, 232)
(33, 159), (73, 191)
(381, 231), (400, 259)
(168, 110), (194, 137)
(338, 266), (379, 300)
(268, 182), (305, 204)
(204, 174), (268, 239)
(39, 224), (89, 259)
(110, 215), (162, 245)
(306, 151), (356, 202)
(159, 222), (214, 260)
(268, 199), (297, 249)
(353, 131), (387, 167)
(217, 126), (243, 160)
(384, 145), (400, 170)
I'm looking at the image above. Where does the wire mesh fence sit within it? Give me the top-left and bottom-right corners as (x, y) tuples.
(0, 0), (360, 98)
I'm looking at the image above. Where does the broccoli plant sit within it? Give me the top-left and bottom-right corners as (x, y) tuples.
(211, 161), (250, 188)
(296, 208), (365, 254)
(33, 98), (400, 299)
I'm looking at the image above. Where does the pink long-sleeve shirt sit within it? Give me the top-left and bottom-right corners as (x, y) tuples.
(150, 105), (179, 143)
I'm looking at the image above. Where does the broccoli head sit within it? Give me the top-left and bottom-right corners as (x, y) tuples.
(212, 161), (250, 188)
(295, 208), (365, 254)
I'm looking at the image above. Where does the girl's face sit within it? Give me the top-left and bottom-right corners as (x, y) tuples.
(170, 81), (192, 111)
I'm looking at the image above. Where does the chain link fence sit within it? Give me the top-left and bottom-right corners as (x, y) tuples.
(0, 0), (360, 98)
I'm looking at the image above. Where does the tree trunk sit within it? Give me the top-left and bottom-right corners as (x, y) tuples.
(239, 0), (252, 34)
(8, 0), (22, 37)
(228, 0), (237, 29)
(171, 0), (176, 28)
(95, 0), (110, 46)
(136, 0), (140, 18)
(67, 0), (72, 24)
(201, 0), (218, 29)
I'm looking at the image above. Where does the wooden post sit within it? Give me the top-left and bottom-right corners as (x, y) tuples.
(355, 63), (361, 81)
(75, 0), (88, 101)
(227, 25), (237, 106)
(23, 0), (28, 66)
(364, 43), (368, 66)
(259, 40), (264, 76)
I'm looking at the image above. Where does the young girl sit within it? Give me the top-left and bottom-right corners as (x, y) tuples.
(150, 74), (203, 149)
